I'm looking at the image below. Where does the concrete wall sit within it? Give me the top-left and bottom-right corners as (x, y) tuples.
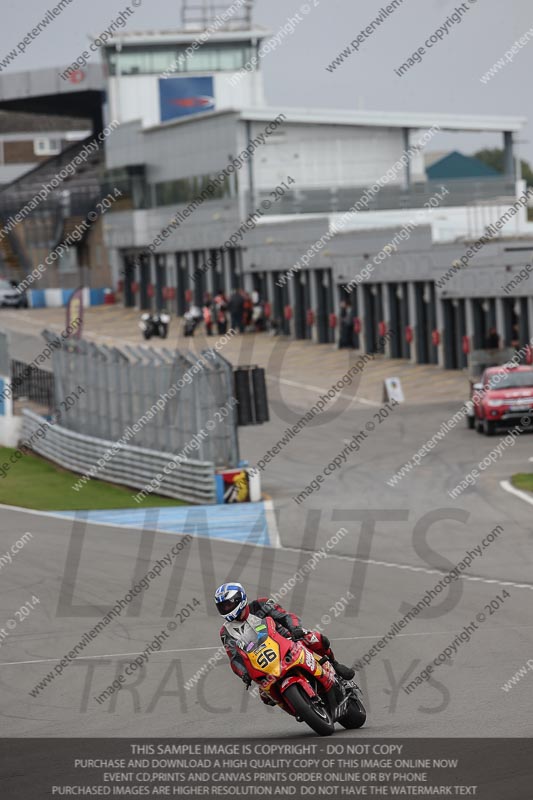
(242, 217), (533, 299)
(0, 416), (22, 448)
(249, 124), (426, 192)
(105, 196), (241, 255)
(106, 111), (241, 183)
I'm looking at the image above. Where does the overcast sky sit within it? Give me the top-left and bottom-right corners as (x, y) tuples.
(1, 0), (531, 163)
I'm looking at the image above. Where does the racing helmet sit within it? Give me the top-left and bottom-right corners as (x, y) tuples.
(214, 582), (248, 622)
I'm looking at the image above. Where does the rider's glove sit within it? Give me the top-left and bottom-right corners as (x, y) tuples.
(241, 673), (252, 687)
(291, 627), (306, 640)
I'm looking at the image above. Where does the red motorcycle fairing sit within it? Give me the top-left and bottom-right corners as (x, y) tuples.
(280, 675), (316, 698)
(237, 616), (336, 717)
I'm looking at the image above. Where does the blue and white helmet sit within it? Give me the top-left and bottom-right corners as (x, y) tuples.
(214, 582), (248, 622)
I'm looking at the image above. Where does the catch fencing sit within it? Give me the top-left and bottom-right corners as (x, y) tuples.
(42, 329), (239, 468)
(21, 409), (216, 504)
(0, 331), (8, 377)
(10, 359), (55, 407)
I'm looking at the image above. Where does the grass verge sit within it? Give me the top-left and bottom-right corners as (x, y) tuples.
(511, 473), (533, 494)
(0, 447), (186, 511)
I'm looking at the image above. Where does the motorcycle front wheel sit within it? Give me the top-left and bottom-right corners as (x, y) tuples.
(143, 330), (151, 340)
(339, 695), (366, 729)
(283, 684), (335, 736)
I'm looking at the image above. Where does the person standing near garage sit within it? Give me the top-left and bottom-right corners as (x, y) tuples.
(339, 300), (355, 348)
(203, 292), (214, 336)
(228, 288), (245, 333)
(214, 290), (228, 335)
(485, 328), (501, 349)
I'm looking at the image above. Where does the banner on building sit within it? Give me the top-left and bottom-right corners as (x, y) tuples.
(159, 76), (215, 122)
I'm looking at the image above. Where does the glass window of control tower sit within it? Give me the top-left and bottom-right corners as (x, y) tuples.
(107, 43), (255, 76)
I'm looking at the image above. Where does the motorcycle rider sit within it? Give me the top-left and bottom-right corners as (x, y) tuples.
(215, 582), (355, 701)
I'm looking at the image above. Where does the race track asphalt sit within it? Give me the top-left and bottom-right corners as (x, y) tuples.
(0, 387), (532, 739)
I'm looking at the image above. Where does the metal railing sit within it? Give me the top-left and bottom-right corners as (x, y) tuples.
(43, 330), (239, 468)
(182, 0), (253, 29)
(11, 359), (55, 409)
(21, 409), (216, 504)
(248, 177), (518, 216)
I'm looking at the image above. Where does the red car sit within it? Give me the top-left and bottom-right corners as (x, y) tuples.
(473, 365), (533, 435)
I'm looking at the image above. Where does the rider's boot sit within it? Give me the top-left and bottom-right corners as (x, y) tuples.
(319, 636), (356, 680)
(318, 654), (355, 680)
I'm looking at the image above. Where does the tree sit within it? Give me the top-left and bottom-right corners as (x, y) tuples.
(474, 148), (533, 187)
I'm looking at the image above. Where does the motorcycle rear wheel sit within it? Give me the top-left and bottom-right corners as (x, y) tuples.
(283, 684), (335, 736)
(339, 695), (366, 729)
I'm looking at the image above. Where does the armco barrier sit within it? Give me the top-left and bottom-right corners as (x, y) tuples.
(21, 409), (216, 505)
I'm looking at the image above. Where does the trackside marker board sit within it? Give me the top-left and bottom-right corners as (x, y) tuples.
(383, 377), (405, 403)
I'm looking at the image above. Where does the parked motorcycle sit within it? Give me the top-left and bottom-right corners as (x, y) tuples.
(139, 312), (170, 340)
(183, 305), (203, 337)
(238, 616), (366, 736)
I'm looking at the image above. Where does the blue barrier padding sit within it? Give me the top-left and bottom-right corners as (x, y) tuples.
(27, 287), (108, 308)
(29, 290), (46, 308)
(51, 502), (271, 546)
(90, 288), (106, 305)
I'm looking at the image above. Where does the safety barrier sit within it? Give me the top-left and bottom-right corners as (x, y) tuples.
(21, 409), (216, 505)
(42, 332), (239, 469)
(11, 359), (55, 408)
(28, 287), (109, 308)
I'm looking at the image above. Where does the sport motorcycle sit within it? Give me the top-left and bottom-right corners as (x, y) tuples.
(139, 311), (170, 340)
(236, 615), (366, 736)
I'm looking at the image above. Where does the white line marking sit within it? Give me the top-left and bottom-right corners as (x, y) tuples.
(3, 626), (533, 668)
(280, 545), (533, 591)
(500, 479), (533, 507)
(332, 625), (533, 642)
(0, 647), (216, 667)
(266, 375), (379, 406)
(264, 499), (281, 549)
(2, 507), (532, 602)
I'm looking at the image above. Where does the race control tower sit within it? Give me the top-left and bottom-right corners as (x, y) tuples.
(103, 0), (268, 128)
